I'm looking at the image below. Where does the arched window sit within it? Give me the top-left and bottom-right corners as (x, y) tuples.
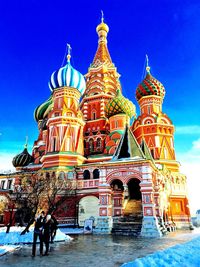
(96, 138), (102, 150)
(93, 169), (100, 179)
(147, 105), (151, 114)
(83, 170), (90, 180)
(89, 139), (94, 153)
(92, 110), (96, 120)
(59, 172), (65, 180)
(68, 172), (74, 179)
(46, 173), (50, 180)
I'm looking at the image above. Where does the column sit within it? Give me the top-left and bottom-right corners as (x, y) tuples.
(94, 169), (113, 234)
(140, 166), (162, 237)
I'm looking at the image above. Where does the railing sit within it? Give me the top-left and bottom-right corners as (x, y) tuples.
(77, 179), (99, 189)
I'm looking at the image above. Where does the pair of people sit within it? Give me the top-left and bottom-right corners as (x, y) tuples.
(32, 212), (57, 257)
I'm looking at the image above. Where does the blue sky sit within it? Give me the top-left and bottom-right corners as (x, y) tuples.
(0, 0), (200, 213)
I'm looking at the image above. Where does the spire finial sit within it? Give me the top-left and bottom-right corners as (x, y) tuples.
(146, 54), (150, 73)
(67, 43), (72, 63)
(25, 136), (28, 149)
(101, 10), (104, 23)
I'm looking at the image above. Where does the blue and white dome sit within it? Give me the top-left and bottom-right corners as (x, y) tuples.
(49, 53), (86, 94)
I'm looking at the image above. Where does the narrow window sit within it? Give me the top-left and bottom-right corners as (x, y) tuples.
(83, 170), (90, 180)
(96, 138), (102, 150)
(89, 139), (94, 153)
(93, 169), (100, 179)
(52, 137), (56, 151)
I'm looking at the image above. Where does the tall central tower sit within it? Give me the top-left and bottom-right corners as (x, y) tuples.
(80, 17), (121, 157)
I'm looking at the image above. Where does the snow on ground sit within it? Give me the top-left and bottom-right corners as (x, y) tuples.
(0, 245), (20, 256)
(59, 227), (84, 234)
(121, 235), (200, 267)
(0, 226), (72, 256)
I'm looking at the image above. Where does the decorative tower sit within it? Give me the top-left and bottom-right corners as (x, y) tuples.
(41, 45), (86, 169)
(104, 89), (136, 154)
(12, 138), (33, 170)
(80, 13), (121, 158)
(132, 57), (179, 172)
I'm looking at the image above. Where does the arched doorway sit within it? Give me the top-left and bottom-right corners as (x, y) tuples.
(78, 196), (99, 227)
(127, 178), (141, 200)
(124, 178), (142, 216)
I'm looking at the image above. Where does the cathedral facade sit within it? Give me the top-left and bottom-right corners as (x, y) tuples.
(0, 18), (192, 237)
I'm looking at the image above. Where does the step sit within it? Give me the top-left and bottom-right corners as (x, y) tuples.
(112, 228), (142, 236)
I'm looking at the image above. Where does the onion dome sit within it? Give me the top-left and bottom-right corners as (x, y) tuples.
(96, 11), (109, 43)
(49, 44), (86, 94)
(136, 60), (165, 101)
(34, 95), (53, 122)
(105, 89), (136, 118)
(12, 144), (33, 168)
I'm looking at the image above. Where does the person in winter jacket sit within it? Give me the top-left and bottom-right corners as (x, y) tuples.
(50, 215), (58, 243)
(32, 211), (45, 257)
(43, 214), (52, 255)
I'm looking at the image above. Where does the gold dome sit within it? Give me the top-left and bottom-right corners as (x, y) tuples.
(96, 22), (109, 34)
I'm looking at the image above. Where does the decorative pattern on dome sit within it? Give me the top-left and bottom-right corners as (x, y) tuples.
(105, 89), (136, 118)
(49, 45), (86, 94)
(34, 96), (53, 122)
(12, 145), (33, 168)
(136, 68), (165, 101)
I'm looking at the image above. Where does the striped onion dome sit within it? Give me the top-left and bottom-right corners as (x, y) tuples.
(105, 89), (136, 118)
(34, 95), (53, 122)
(136, 66), (165, 100)
(136, 67), (165, 101)
(12, 145), (33, 168)
(49, 54), (86, 94)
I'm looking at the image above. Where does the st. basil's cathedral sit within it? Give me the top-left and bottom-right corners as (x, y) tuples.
(0, 17), (192, 237)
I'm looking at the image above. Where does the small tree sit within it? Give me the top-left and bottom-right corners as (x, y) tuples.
(17, 171), (76, 235)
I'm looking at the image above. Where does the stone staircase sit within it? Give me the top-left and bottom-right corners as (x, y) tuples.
(112, 200), (143, 236)
(124, 199), (142, 216)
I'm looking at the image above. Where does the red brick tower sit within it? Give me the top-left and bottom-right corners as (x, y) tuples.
(80, 16), (121, 159)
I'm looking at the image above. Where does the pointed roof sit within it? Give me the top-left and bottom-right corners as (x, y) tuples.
(90, 17), (113, 68)
(140, 139), (154, 161)
(112, 126), (145, 160)
(92, 42), (113, 67)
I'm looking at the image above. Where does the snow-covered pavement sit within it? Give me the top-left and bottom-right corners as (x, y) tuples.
(121, 235), (200, 267)
(1, 227), (200, 266)
(0, 226), (72, 256)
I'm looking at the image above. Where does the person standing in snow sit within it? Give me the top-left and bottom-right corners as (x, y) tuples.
(43, 214), (52, 256)
(50, 215), (58, 243)
(32, 211), (45, 257)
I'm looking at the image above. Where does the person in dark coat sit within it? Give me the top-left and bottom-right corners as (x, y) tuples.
(50, 215), (58, 243)
(43, 214), (52, 256)
(32, 211), (45, 257)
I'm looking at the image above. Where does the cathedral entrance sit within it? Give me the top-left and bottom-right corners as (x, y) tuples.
(124, 178), (142, 216)
(112, 178), (143, 235)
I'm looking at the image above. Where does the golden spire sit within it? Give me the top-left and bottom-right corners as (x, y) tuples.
(96, 11), (109, 43)
(67, 43), (72, 63)
(146, 54), (151, 74)
(101, 10), (104, 22)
